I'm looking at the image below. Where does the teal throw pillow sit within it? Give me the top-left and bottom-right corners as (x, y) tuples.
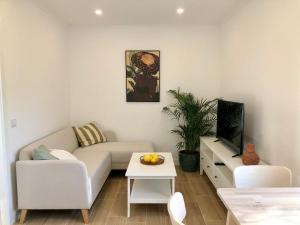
(32, 145), (58, 160)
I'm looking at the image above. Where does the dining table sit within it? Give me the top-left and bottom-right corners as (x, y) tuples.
(217, 188), (300, 225)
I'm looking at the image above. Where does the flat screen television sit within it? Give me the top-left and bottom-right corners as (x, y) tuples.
(216, 100), (245, 156)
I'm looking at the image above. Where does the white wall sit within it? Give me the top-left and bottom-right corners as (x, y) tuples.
(69, 25), (221, 160)
(0, 1), (70, 223)
(0, 65), (10, 225)
(220, 0), (300, 184)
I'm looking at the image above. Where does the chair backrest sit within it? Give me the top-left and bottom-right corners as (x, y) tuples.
(234, 165), (292, 188)
(167, 192), (186, 225)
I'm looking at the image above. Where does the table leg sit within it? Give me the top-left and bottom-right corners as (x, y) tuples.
(171, 178), (175, 194)
(127, 178), (130, 218)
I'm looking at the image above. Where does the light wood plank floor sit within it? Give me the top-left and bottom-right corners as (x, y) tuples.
(18, 167), (226, 225)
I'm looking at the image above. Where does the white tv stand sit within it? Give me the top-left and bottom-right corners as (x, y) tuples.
(200, 136), (264, 188)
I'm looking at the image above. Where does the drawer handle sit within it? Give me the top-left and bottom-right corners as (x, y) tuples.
(201, 157), (204, 160)
(215, 176), (218, 179)
(207, 165), (210, 168)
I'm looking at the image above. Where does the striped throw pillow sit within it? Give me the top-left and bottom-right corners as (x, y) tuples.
(73, 122), (107, 147)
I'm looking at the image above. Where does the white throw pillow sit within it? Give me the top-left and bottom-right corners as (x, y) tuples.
(49, 149), (78, 160)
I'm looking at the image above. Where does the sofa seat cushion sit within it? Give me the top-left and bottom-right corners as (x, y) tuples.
(73, 148), (111, 202)
(78, 142), (154, 164)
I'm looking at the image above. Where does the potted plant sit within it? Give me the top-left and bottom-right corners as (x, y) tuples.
(163, 89), (217, 172)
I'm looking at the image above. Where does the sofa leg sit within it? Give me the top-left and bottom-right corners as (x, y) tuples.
(19, 209), (28, 224)
(81, 209), (89, 224)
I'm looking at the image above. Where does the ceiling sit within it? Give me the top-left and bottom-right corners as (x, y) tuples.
(31, 0), (246, 26)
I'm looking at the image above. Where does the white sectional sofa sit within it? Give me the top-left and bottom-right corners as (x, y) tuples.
(16, 127), (154, 224)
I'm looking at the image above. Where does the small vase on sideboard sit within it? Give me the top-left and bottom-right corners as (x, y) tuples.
(242, 143), (260, 165)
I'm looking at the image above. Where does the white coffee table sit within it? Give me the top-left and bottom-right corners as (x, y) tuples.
(125, 152), (177, 217)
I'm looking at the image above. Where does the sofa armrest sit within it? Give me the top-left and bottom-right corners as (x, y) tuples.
(16, 160), (92, 209)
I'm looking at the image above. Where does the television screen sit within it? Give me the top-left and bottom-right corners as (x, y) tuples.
(216, 100), (244, 155)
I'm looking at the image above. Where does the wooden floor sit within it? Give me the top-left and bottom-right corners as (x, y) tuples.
(19, 167), (227, 225)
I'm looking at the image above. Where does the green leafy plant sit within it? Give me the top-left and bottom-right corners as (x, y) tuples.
(163, 89), (217, 151)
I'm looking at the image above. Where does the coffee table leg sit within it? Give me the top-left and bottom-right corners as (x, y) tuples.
(172, 177), (175, 194)
(127, 177), (130, 217)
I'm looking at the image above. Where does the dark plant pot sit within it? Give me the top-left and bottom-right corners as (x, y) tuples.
(179, 150), (200, 172)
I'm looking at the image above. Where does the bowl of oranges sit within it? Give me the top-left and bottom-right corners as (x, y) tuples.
(140, 153), (164, 165)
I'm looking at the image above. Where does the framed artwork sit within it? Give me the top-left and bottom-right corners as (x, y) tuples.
(126, 50), (160, 102)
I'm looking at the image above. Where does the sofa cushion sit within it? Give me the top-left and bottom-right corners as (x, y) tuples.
(73, 148), (111, 202)
(73, 122), (107, 147)
(76, 142), (154, 164)
(49, 149), (78, 160)
(19, 127), (79, 160)
(32, 145), (58, 160)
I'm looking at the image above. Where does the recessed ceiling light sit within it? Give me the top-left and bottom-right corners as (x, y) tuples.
(94, 9), (103, 16)
(177, 8), (184, 14)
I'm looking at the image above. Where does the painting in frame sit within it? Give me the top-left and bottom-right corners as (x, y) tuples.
(126, 50), (160, 102)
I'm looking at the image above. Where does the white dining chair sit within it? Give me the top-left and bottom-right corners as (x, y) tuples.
(234, 165), (292, 188)
(167, 192), (186, 225)
(225, 165), (293, 225)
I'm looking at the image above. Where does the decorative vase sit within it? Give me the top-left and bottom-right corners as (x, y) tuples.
(242, 144), (260, 165)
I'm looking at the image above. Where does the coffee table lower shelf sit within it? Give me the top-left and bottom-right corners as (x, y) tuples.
(127, 178), (175, 217)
